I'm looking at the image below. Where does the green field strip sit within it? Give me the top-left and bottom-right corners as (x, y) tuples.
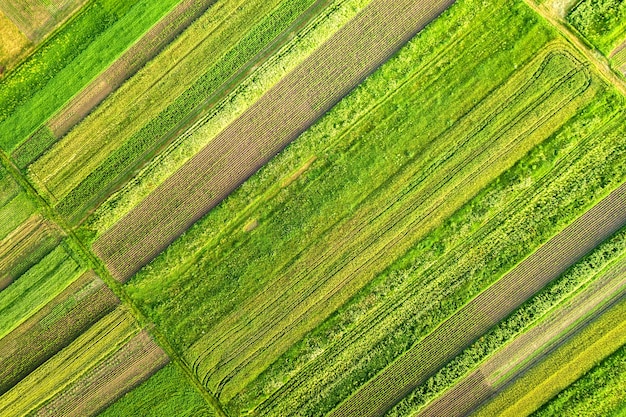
(0, 168), (21, 206)
(98, 363), (217, 417)
(82, 0), (373, 241)
(409, 226), (626, 417)
(33, 0), (328, 223)
(0, 271), (118, 395)
(0, 306), (138, 416)
(0, 191), (36, 240)
(0, 0), (181, 152)
(0, 214), (62, 291)
(0, 242), (85, 340)
(473, 293), (626, 417)
(531, 343), (626, 416)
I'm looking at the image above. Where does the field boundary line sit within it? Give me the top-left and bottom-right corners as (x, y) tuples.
(523, 0), (626, 96)
(0, 149), (230, 417)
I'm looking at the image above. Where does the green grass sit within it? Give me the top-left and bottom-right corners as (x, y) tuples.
(98, 363), (215, 417)
(0, 0), (180, 151)
(474, 295), (626, 417)
(567, 0), (626, 54)
(117, 0), (626, 412)
(80, 0), (372, 239)
(532, 342), (626, 417)
(386, 225), (626, 416)
(0, 243), (84, 340)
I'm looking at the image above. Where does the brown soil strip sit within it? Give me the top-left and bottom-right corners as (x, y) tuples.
(46, 0), (216, 139)
(0, 214), (62, 291)
(419, 371), (494, 417)
(0, 271), (119, 395)
(0, 0), (85, 42)
(33, 330), (169, 417)
(93, 0), (458, 282)
(328, 183), (626, 417)
(417, 255), (626, 417)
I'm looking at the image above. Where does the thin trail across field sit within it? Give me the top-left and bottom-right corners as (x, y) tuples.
(93, 0), (457, 282)
(327, 181), (626, 417)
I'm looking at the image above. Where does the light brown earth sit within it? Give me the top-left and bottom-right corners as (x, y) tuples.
(46, 0), (217, 139)
(93, 0), (458, 282)
(328, 182), (626, 417)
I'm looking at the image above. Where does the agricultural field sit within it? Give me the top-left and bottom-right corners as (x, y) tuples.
(1, 0), (626, 415)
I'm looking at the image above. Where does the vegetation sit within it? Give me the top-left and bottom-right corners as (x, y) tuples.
(568, 0), (626, 54)
(99, 363), (216, 417)
(532, 342), (626, 417)
(385, 225), (626, 416)
(474, 295), (626, 416)
(0, 0), (180, 151)
(1, 0), (626, 414)
(120, 0), (626, 414)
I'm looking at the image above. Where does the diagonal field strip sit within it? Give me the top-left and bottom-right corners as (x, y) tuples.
(327, 181), (626, 417)
(92, 0), (457, 282)
(418, 250), (626, 417)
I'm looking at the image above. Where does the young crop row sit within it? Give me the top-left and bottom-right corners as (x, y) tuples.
(0, 0), (180, 151)
(532, 342), (626, 416)
(474, 293), (626, 416)
(0, 271), (118, 395)
(0, 242), (85, 340)
(82, 0), (373, 239)
(93, 0), (458, 285)
(38, 0), (325, 225)
(98, 363), (216, 417)
(34, 330), (169, 417)
(12, 0), (217, 169)
(0, 306), (138, 416)
(0, 214), (61, 291)
(399, 225), (626, 417)
(190, 45), (590, 405)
